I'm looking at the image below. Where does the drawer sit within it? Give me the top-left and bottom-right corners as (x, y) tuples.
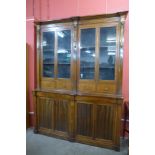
(96, 83), (116, 94)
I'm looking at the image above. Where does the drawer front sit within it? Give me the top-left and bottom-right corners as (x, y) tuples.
(96, 83), (116, 94)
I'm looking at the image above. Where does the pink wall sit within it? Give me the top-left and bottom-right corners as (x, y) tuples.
(26, 19), (36, 126)
(26, 0), (129, 126)
(27, 0), (128, 20)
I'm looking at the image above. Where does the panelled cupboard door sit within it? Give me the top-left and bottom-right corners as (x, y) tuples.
(40, 25), (74, 91)
(95, 104), (114, 140)
(76, 101), (115, 142)
(76, 102), (93, 137)
(37, 96), (69, 137)
(77, 22), (120, 95)
(37, 97), (53, 132)
(54, 99), (69, 132)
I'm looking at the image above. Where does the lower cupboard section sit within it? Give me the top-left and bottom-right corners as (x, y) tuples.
(33, 91), (123, 150)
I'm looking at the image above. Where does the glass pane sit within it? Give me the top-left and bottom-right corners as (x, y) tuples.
(57, 30), (71, 78)
(80, 28), (95, 79)
(99, 27), (116, 80)
(42, 31), (55, 77)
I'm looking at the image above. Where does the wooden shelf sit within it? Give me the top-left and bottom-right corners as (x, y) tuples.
(58, 63), (70, 65)
(43, 49), (54, 51)
(43, 63), (54, 65)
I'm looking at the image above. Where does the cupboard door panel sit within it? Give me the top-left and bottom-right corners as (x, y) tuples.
(54, 100), (69, 132)
(42, 31), (55, 78)
(95, 104), (114, 140)
(80, 28), (96, 80)
(38, 97), (53, 129)
(57, 30), (71, 78)
(99, 27), (116, 80)
(77, 103), (93, 137)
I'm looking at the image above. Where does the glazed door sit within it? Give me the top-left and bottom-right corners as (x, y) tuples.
(77, 23), (120, 95)
(77, 26), (97, 93)
(40, 24), (74, 91)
